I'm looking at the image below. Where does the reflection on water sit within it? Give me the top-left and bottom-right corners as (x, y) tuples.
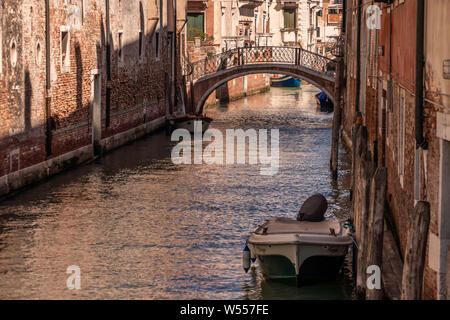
(0, 85), (354, 299)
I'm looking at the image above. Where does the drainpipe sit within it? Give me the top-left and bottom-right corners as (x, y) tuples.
(105, 0), (111, 127)
(171, 0), (176, 115)
(415, 0), (427, 149)
(355, 0), (362, 114)
(105, 0), (110, 81)
(44, 0), (52, 156)
(342, 0), (346, 34)
(174, 0), (179, 112)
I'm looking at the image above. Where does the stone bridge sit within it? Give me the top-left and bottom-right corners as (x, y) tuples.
(183, 46), (337, 114)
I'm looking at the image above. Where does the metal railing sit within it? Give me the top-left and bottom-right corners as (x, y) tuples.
(184, 46), (336, 82)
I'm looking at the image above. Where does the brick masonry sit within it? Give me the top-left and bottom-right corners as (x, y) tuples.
(0, 0), (181, 197)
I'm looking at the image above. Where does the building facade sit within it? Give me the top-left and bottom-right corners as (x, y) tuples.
(307, 0), (343, 56)
(342, 0), (450, 299)
(185, 0), (344, 53)
(0, 0), (186, 197)
(183, 1), (342, 106)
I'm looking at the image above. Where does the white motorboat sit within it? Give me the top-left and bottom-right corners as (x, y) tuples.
(244, 194), (353, 286)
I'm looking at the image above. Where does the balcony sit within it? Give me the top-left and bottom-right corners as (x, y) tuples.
(281, 28), (299, 45)
(238, 0), (264, 9)
(221, 36), (245, 51)
(256, 33), (273, 46)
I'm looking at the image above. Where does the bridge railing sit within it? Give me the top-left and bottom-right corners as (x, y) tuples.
(185, 46), (336, 82)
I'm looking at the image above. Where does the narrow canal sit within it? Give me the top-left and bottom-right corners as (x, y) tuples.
(0, 84), (354, 299)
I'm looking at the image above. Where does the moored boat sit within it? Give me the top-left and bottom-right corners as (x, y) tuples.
(244, 194), (352, 286)
(270, 75), (301, 87)
(168, 115), (213, 134)
(315, 92), (334, 113)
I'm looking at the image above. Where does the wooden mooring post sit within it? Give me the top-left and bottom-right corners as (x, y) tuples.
(350, 113), (362, 204)
(366, 167), (387, 300)
(446, 246), (450, 299)
(355, 149), (375, 297)
(330, 58), (344, 179)
(351, 124), (381, 297)
(351, 124), (368, 223)
(401, 201), (430, 300)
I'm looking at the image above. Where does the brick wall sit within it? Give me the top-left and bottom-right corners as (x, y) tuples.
(0, 0), (179, 193)
(343, 0), (450, 299)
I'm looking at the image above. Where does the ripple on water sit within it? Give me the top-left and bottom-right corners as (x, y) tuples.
(0, 85), (354, 299)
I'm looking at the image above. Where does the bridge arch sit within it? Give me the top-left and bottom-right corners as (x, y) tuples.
(193, 66), (336, 114)
(184, 46), (336, 115)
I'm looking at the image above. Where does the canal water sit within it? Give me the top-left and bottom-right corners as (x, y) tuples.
(0, 84), (354, 299)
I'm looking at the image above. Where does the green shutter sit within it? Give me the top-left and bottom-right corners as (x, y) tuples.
(187, 13), (205, 40)
(283, 8), (295, 29)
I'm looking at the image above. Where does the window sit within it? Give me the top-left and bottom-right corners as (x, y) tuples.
(81, 0), (85, 23)
(10, 40), (17, 68)
(398, 89), (405, 178)
(155, 31), (159, 59)
(139, 0), (143, 58)
(60, 29), (70, 72)
(283, 8), (296, 29)
(36, 41), (42, 65)
(387, 81), (394, 147)
(444, 60), (450, 80)
(118, 30), (123, 62)
(139, 30), (143, 57)
(187, 12), (205, 41)
(328, 9), (339, 15)
(262, 14), (266, 33)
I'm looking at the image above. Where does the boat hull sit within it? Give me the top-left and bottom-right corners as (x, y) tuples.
(247, 218), (352, 284)
(249, 242), (348, 282)
(270, 75), (301, 87)
(315, 92), (334, 113)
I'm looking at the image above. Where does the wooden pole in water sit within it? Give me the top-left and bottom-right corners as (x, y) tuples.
(351, 124), (367, 223)
(446, 247), (450, 299)
(350, 112), (363, 204)
(330, 58), (344, 179)
(352, 125), (374, 297)
(366, 167), (387, 300)
(401, 201), (430, 300)
(355, 149), (375, 297)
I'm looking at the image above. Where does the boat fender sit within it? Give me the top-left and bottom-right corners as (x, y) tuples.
(243, 245), (251, 273)
(250, 245), (256, 263)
